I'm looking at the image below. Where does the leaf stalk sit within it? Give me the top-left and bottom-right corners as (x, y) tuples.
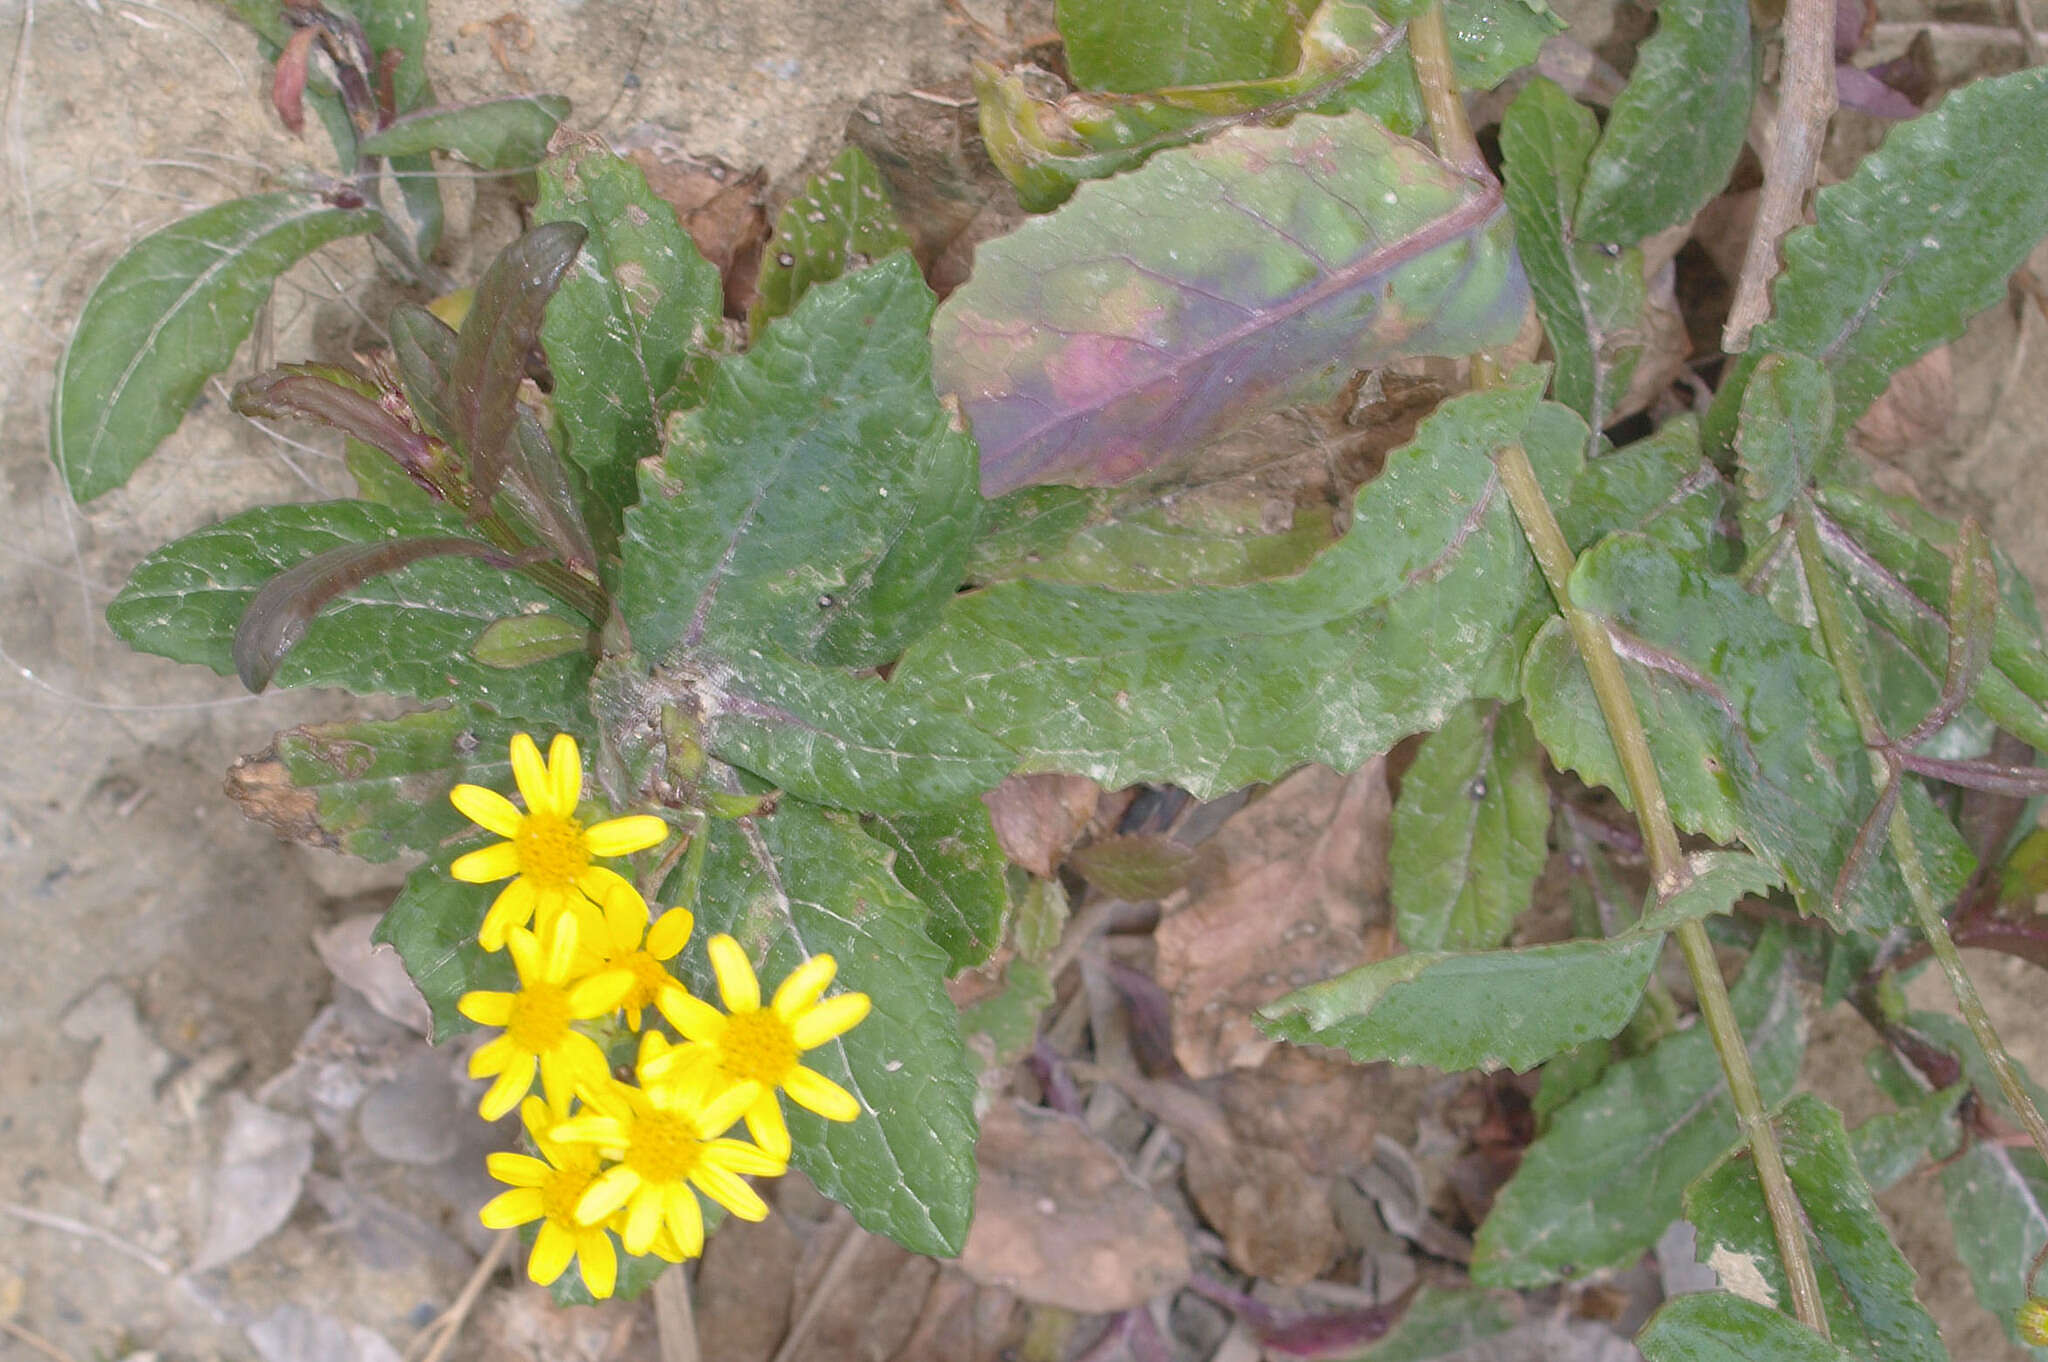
(1792, 501), (2048, 1170)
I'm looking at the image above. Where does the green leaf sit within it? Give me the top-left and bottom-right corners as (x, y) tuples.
(107, 501), (591, 721)
(958, 958), (1054, 1070)
(228, 705), (531, 860)
(1572, 0), (1751, 245)
(1559, 416), (1723, 560)
(751, 147), (912, 330)
(1847, 1084), (1963, 1192)
(357, 94), (570, 168)
(346, 0), (442, 253)
(1327, 1285), (1522, 1360)
(1686, 1094), (1948, 1362)
(970, 493), (1338, 590)
(1263, 847), (1758, 1072)
(50, 192), (378, 502)
(472, 614), (587, 668)
(537, 146), (723, 521)
(1258, 932), (1663, 1072)
(373, 849), (513, 1039)
(1735, 353), (1833, 528)
(676, 799), (980, 1256)
(1472, 929), (1805, 1286)
(1521, 534), (1973, 932)
(1638, 1292), (1861, 1362)
(1499, 77), (1647, 429)
(687, 648), (1012, 814)
(936, 112), (1529, 494)
(1942, 1142), (2048, 1357)
(1810, 485), (2048, 750)
(345, 437), (439, 510)
(622, 256), (982, 670)
(868, 802), (1009, 972)
(1640, 851), (1782, 931)
(1710, 68), (2048, 453)
(1391, 700), (1549, 950)
(895, 378), (1581, 796)
(1057, 0), (1314, 91)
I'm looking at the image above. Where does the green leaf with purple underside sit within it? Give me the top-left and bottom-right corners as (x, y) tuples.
(933, 112), (1528, 495)
(893, 376), (1582, 796)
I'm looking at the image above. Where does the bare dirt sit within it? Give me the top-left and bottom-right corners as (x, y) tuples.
(2, 0), (2046, 1359)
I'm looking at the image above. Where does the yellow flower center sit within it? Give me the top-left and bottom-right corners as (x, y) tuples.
(515, 811), (590, 889)
(718, 1009), (799, 1086)
(619, 951), (672, 1015)
(623, 1110), (704, 1185)
(540, 1158), (600, 1227)
(507, 983), (572, 1051)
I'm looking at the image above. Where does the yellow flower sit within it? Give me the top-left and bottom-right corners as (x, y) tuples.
(459, 911), (630, 1121)
(449, 732), (669, 952)
(649, 934), (870, 1160)
(552, 1034), (784, 1258)
(575, 877), (695, 1032)
(479, 1096), (620, 1297)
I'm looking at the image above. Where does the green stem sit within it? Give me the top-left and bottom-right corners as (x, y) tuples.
(1418, 10), (1826, 1327)
(1792, 502), (2048, 1169)
(1498, 441), (1828, 1338)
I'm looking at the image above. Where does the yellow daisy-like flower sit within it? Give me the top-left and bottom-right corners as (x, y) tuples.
(449, 732), (669, 952)
(648, 934), (871, 1160)
(552, 1034), (785, 1258)
(574, 877), (695, 1032)
(459, 911), (631, 1121)
(479, 1095), (620, 1297)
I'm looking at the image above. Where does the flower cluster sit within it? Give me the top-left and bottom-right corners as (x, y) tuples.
(451, 733), (871, 1298)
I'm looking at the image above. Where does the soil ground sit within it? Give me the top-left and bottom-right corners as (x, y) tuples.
(1, 0), (2045, 1358)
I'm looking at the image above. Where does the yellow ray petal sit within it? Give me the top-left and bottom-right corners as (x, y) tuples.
(541, 914), (581, 985)
(646, 906), (694, 959)
(509, 733), (551, 815)
(697, 1078), (762, 1137)
(569, 969), (634, 1018)
(545, 733), (583, 817)
(478, 878), (536, 952)
(549, 1114), (626, 1147)
(782, 1064), (861, 1122)
(528, 1220), (575, 1285)
(704, 1136), (788, 1179)
(665, 1184), (705, 1258)
(479, 1186), (544, 1229)
(655, 990), (728, 1044)
(458, 991), (514, 1027)
(690, 1163), (768, 1221)
(706, 934), (760, 1012)
(450, 841), (521, 884)
(575, 1164), (639, 1224)
(743, 1091), (791, 1161)
(575, 1228), (618, 1299)
(468, 1034), (517, 1078)
(586, 814), (668, 858)
(479, 1057), (535, 1121)
(622, 1186), (664, 1256)
(771, 953), (837, 1017)
(791, 993), (871, 1050)
(505, 927), (544, 984)
(450, 784), (523, 838)
(600, 879), (651, 947)
(486, 1152), (552, 1188)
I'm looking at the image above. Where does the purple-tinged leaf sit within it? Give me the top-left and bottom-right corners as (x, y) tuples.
(388, 303), (458, 443)
(234, 536), (517, 692)
(932, 112), (1527, 495)
(1833, 767), (1902, 924)
(445, 222), (585, 502)
(356, 93), (570, 170)
(1901, 515), (1999, 747)
(1836, 62), (1920, 120)
(232, 363), (443, 494)
(272, 26), (317, 135)
(1896, 752), (2048, 796)
(501, 408), (598, 572)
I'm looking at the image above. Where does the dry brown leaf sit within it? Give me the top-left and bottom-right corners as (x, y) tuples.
(790, 1223), (939, 1359)
(314, 913), (431, 1035)
(696, 1212), (801, 1362)
(1210, 1046), (1390, 1177)
(624, 144), (770, 317)
(1854, 345), (1954, 457)
(959, 1101), (1189, 1311)
(1183, 1139), (1342, 1285)
(1154, 761), (1391, 1078)
(1614, 224), (1694, 422)
(982, 773), (1101, 878)
(844, 88), (1028, 298)
(891, 1271), (1025, 1362)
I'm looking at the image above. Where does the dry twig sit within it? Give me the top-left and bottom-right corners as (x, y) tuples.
(654, 1266), (702, 1362)
(0, 1317), (82, 1362)
(1724, 0), (1837, 352)
(408, 1229), (515, 1362)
